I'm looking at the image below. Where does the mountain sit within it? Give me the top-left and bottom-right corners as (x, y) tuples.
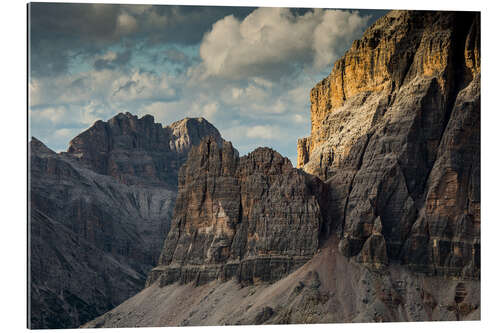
(297, 10), (480, 278)
(146, 137), (325, 287)
(67, 113), (222, 187)
(83, 10), (480, 327)
(29, 114), (222, 329)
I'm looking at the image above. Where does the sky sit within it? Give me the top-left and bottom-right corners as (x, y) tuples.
(28, 2), (387, 165)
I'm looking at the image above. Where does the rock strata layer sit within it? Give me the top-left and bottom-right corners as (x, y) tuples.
(297, 10), (480, 279)
(29, 114), (222, 329)
(147, 137), (325, 287)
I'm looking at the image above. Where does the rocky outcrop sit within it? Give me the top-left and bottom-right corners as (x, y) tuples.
(147, 137), (325, 287)
(29, 114), (222, 329)
(297, 10), (480, 279)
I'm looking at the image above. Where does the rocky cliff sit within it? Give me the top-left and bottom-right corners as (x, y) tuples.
(147, 137), (325, 287)
(29, 114), (222, 328)
(297, 10), (480, 279)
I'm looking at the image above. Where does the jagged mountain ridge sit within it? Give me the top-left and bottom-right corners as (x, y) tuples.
(67, 112), (222, 187)
(29, 114), (222, 329)
(84, 10), (480, 327)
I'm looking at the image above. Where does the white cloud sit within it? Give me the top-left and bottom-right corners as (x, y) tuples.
(139, 101), (179, 125)
(199, 8), (369, 80)
(53, 128), (74, 140)
(29, 7), (375, 164)
(117, 12), (138, 35)
(292, 113), (308, 124)
(79, 101), (109, 126)
(287, 84), (310, 105)
(139, 100), (202, 126)
(29, 79), (42, 106)
(231, 87), (243, 99)
(30, 69), (178, 109)
(312, 10), (369, 68)
(252, 77), (273, 89)
(246, 125), (280, 140)
(110, 70), (176, 101)
(223, 81), (270, 107)
(270, 99), (286, 114)
(30, 105), (67, 124)
(201, 103), (218, 121)
(97, 51), (118, 62)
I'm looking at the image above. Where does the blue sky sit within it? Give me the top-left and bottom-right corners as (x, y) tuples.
(28, 3), (386, 165)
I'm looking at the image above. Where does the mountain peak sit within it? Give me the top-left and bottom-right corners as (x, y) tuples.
(65, 112), (222, 186)
(30, 136), (56, 156)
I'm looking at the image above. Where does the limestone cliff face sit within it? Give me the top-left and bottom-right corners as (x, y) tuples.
(297, 10), (480, 279)
(147, 137), (324, 287)
(29, 114), (222, 329)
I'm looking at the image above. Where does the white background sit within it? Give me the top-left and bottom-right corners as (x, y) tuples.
(1, 0), (497, 332)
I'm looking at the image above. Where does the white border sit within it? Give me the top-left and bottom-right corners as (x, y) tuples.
(2, 0), (498, 332)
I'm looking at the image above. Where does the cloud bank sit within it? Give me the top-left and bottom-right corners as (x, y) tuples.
(29, 4), (386, 164)
(199, 8), (369, 80)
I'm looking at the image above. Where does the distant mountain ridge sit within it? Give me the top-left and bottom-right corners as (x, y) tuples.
(67, 112), (222, 186)
(29, 113), (222, 329)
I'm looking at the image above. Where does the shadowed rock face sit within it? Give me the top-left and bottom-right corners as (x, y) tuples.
(297, 10), (480, 279)
(147, 137), (326, 287)
(29, 207), (144, 329)
(29, 114), (222, 329)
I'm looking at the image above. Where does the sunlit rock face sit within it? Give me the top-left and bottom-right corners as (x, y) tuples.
(297, 10), (480, 279)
